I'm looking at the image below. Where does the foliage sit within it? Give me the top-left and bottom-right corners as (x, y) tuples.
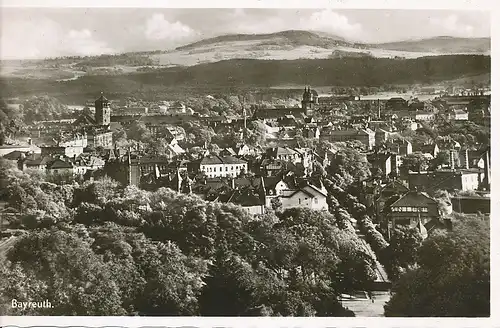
(401, 152), (429, 173)
(384, 216), (489, 317)
(436, 121), (490, 147)
(246, 120), (267, 147)
(379, 227), (424, 280)
(20, 95), (70, 124)
(0, 158), (383, 316)
(0, 229), (125, 315)
(126, 121), (153, 143)
(270, 197), (283, 212)
(0, 99), (23, 144)
(74, 53), (159, 68)
(326, 142), (371, 187)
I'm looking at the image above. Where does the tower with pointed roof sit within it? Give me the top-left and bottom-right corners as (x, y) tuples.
(301, 86), (319, 116)
(95, 92), (111, 126)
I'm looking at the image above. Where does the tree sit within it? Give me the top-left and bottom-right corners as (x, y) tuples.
(21, 95), (70, 123)
(401, 152), (429, 173)
(379, 227), (424, 280)
(199, 252), (260, 316)
(0, 230), (125, 315)
(246, 121), (267, 147)
(0, 99), (23, 144)
(327, 142), (371, 187)
(270, 197), (283, 212)
(112, 127), (128, 146)
(126, 121), (152, 143)
(384, 216), (489, 317)
(431, 150), (451, 168)
(129, 237), (208, 315)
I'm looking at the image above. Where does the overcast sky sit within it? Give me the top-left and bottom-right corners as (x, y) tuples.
(0, 8), (490, 60)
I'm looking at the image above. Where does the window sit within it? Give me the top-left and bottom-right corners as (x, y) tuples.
(220, 167), (222, 172)
(412, 207), (418, 212)
(314, 198), (318, 204)
(226, 167), (228, 171)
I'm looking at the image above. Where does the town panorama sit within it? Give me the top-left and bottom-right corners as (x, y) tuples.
(0, 8), (491, 318)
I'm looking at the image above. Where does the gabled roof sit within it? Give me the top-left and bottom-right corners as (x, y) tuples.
(223, 148), (237, 156)
(48, 158), (74, 169)
(272, 147), (298, 156)
(228, 188), (264, 207)
(2, 150), (27, 160)
(73, 113), (96, 126)
(253, 107), (306, 120)
(281, 189), (314, 198)
(389, 190), (438, 208)
(303, 184), (328, 197)
(24, 154), (52, 166)
(200, 155), (247, 165)
(380, 180), (409, 194)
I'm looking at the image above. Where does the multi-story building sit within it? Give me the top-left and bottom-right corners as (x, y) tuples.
(387, 190), (439, 236)
(195, 155), (248, 178)
(41, 145), (84, 158)
(87, 130), (113, 149)
(408, 168), (484, 192)
(414, 111), (435, 121)
(278, 184), (328, 211)
(448, 109), (469, 121)
(320, 128), (375, 149)
(367, 152), (393, 177)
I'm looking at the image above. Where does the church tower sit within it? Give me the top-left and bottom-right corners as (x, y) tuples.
(301, 86), (319, 116)
(95, 93), (111, 126)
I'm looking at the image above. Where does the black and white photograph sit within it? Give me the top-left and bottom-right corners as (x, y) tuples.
(0, 1), (492, 324)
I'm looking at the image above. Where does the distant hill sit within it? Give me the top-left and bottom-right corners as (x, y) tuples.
(175, 30), (354, 51)
(1, 30), (490, 80)
(149, 31), (490, 66)
(370, 36), (491, 54)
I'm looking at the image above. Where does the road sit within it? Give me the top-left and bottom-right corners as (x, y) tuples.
(343, 291), (391, 317)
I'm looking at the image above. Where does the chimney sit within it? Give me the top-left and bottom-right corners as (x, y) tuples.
(231, 178), (235, 190)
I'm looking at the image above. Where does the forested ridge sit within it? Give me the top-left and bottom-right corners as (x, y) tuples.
(1, 55), (490, 101)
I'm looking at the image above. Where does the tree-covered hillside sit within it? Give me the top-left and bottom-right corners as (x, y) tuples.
(0, 55), (490, 102)
(0, 158), (376, 316)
